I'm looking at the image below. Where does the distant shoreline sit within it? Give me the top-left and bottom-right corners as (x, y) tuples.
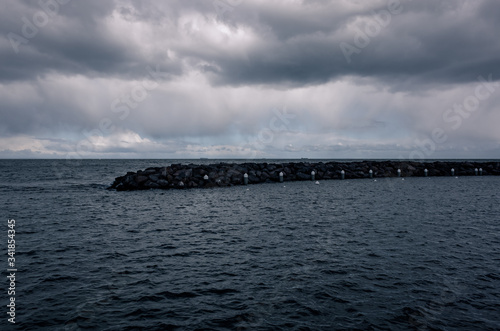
(2, 158), (500, 162)
(107, 160), (500, 191)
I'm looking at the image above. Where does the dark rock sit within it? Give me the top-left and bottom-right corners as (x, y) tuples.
(261, 172), (270, 181)
(149, 174), (159, 182)
(296, 172), (310, 180)
(157, 179), (169, 187)
(136, 175), (148, 184)
(231, 176), (243, 185)
(145, 180), (160, 189)
(248, 174), (260, 183)
(108, 161), (499, 191)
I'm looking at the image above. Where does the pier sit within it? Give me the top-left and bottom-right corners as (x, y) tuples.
(108, 160), (500, 191)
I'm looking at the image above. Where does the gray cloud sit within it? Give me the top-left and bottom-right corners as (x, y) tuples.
(3, 0), (499, 86)
(0, 0), (499, 158)
(0, 0), (181, 82)
(204, 0), (500, 87)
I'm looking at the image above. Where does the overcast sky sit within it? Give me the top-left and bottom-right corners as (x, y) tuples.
(1, 0), (499, 159)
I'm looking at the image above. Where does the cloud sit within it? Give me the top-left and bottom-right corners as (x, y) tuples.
(0, 0), (499, 159)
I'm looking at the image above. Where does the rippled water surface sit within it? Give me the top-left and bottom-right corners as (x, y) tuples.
(1, 160), (499, 330)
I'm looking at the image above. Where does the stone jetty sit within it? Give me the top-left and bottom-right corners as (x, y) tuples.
(107, 160), (500, 191)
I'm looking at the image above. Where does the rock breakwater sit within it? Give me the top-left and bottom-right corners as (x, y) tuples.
(107, 161), (500, 191)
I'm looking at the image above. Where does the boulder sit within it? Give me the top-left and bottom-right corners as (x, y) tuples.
(296, 172), (310, 180)
(149, 174), (160, 182)
(145, 180), (160, 189)
(108, 160), (499, 191)
(136, 175), (148, 184)
(157, 179), (169, 187)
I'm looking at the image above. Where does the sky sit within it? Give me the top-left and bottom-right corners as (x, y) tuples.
(1, 0), (499, 159)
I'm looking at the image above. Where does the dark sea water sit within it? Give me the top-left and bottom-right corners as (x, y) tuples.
(1, 159), (499, 330)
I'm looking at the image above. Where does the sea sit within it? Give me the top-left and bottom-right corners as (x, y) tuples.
(1, 159), (499, 330)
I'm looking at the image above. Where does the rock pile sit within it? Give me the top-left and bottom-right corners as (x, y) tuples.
(107, 160), (500, 191)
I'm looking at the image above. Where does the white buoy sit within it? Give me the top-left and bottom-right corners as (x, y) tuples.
(424, 169), (428, 177)
(315, 181), (319, 185)
(243, 173), (249, 185)
(397, 169), (401, 177)
(474, 168), (478, 176)
(203, 174), (209, 180)
(479, 168), (483, 176)
(369, 169), (373, 178)
(311, 170), (315, 181)
(341, 170), (345, 180)
(279, 172), (284, 183)
(451, 168), (455, 176)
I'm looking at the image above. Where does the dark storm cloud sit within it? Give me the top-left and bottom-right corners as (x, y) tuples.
(1, 0), (499, 158)
(0, 0), (181, 82)
(202, 0), (500, 87)
(2, 0), (499, 86)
